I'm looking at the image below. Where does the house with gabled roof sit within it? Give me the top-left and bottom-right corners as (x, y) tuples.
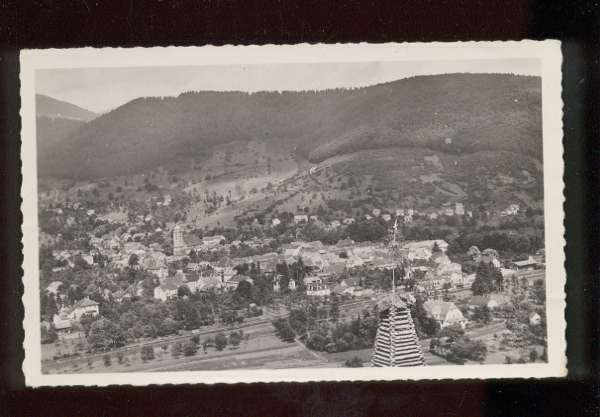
(67, 297), (99, 321)
(423, 300), (467, 329)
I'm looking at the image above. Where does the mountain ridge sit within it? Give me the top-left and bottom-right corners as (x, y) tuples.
(36, 94), (98, 122)
(37, 73), (542, 180)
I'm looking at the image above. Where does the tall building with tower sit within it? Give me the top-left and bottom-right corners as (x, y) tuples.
(371, 300), (425, 367)
(172, 224), (203, 256)
(371, 218), (425, 367)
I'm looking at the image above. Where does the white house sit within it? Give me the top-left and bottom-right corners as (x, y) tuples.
(501, 204), (520, 217)
(343, 217), (355, 225)
(455, 203), (465, 216)
(154, 285), (178, 302)
(52, 312), (72, 336)
(272, 218), (281, 227)
(294, 214), (308, 224)
(46, 281), (63, 295)
(67, 297), (99, 321)
(529, 312), (542, 326)
(372, 208), (381, 217)
(423, 300), (468, 329)
(381, 214), (392, 222)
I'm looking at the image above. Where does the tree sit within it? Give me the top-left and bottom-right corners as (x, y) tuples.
(228, 331), (242, 347)
(41, 325), (58, 344)
(531, 279), (546, 304)
(141, 345), (155, 361)
(103, 354), (112, 367)
(235, 280), (254, 303)
(116, 351), (125, 364)
(529, 349), (539, 363)
(439, 324), (465, 342)
(472, 305), (491, 324)
(344, 356), (364, 367)
(128, 253), (139, 268)
(183, 340), (198, 356)
(214, 333), (228, 351)
(447, 338), (487, 364)
(471, 261), (498, 296)
(273, 319), (296, 343)
(178, 285), (192, 298)
(306, 332), (329, 351)
(330, 297), (340, 322)
(171, 342), (183, 358)
(87, 318), (126, 352)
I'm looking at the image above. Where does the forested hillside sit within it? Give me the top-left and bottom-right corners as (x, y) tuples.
(37, 73), (541, 180)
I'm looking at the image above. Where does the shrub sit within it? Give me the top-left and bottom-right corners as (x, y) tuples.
(229, 331), (242, 347)
(183, 341), (198, 356)
(344, 356), (364, 367)
(214, 333), (228, 351)
(141, 346), (155, 362)
(171, 342), (183, 358)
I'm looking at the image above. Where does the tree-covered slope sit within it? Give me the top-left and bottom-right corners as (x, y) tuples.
(38, 73), (541, 180)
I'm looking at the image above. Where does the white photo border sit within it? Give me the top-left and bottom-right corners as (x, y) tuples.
(20, 41), (566, 386)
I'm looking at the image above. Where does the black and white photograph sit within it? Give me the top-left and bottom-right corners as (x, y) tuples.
(19, 42), (566, 385)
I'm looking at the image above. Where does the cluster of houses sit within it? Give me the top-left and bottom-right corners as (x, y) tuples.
(287, 203), (473, 230)
(43, 296), (100, 339)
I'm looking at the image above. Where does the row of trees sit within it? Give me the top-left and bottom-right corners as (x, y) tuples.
(429, 325), (487, 364)
(273, 307), (379, 354)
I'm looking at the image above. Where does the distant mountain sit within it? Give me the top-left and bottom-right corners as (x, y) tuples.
(37, 73), (542, 180)
(36, 94), (97, 122)
(36, 95), (98, 170)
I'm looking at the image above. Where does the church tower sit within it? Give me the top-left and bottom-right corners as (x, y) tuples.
(371, 218), (425, 367)
(173, 225), (185, 256)
(371, 300), (425, 367)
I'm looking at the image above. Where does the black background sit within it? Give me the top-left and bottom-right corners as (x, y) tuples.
(1, 1), (599, 415)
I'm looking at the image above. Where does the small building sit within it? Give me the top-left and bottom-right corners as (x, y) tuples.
(470, 293), (511, 310)
(294, 214), (308, 224)
(455, 203), (465, 216)
(529, 312), (542, 326)
(67, 297), (99, 321)
(52, 312), (72, 337)
(46, 281), (63, 295)
(511, 256), (538, 271)
(443, 208), (455, 217)
(330, 220), (341, 229)
(343, 217), (355, 225)
(306, 282), (331, 297)
(381, 213), (392, 222)
(202, 235), (226, 248)
(272, 218), (281, 227)
(225, 274), (254, 290)
(423, 300), (468, 329)
(372, 208), (381, 217)
(153, 274), (186, 301)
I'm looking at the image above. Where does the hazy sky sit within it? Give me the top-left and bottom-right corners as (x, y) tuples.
(36, 59), (540, 114)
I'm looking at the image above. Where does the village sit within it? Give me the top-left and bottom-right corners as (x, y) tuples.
(38, 188), (548, 373)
